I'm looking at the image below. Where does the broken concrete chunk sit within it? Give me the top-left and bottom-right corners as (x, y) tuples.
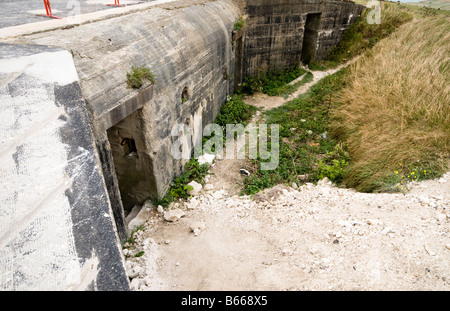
(185, 197), (199, 210)
(163, 208), (185, 222)
(198, 153), (215, 165)
(127, 203), (153, 236)
(187, 180), (202, 196)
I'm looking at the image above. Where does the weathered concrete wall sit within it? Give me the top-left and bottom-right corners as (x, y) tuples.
(16, 0), (240, 201)
(1, 0), (240, 290)
(241, 0), (364, 77)
(0, 43), (129, 290)
(11, 0), (240, 240)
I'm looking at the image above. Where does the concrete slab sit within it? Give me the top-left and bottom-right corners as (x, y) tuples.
(0, 42), (130, 290)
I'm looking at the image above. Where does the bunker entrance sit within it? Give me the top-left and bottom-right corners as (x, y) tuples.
(106, 108), (157, 216)
(301, 13), (322, 64)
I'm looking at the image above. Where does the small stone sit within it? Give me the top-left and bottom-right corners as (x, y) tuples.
(318, 177), (332, 186)
(335, 231), (342, 238)
(163, 208), (185, 222)
(186, 197), (199, 210)
(189, 222), (206, 236)
(333, 239), (339, 244)
(282, 249), (290, 256)
(438, 178), (447, 183)
(298, 174), (309, 182)
(127, 267), (140, 279)
(424, 244), (436, 256)
(143, 277), (153, 287)
(164, 240), (171, 245)
(130, 278), (141, 290)
(381, 227), (394, 235)
(175, 261), (180, 266)
(445, 244), (450, 250)
(292, 182), (298, 189)
(309, 247), (318, 255)
(240, 168), (250, 176)
(157, 205), (164, 213)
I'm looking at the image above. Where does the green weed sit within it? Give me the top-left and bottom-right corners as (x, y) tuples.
(126, 66), (156, 89)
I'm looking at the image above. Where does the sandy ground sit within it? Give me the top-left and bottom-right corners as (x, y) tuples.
(123, 66), (450, 291)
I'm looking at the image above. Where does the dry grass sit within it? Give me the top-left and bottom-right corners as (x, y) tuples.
(331, 14), (450, 192)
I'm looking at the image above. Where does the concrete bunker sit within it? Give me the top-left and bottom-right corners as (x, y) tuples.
(301, 12), (322, 64)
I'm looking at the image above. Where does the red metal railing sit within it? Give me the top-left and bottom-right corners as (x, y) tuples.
(36, 0), (61, 19)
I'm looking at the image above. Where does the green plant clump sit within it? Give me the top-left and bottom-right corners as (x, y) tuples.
(127, 66), (156, 89)
(214, 94), (257, 128)
(156, 159), (210, 207)
(234, 16), (246, 31)
(242, 68), (350, 195)
(241, 65), (309, 96)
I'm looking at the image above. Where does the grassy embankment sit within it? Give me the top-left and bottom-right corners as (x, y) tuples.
(243, 2), (450, 194)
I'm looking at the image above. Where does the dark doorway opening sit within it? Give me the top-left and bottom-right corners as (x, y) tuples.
(301, 13), (322, 64)
(106, 109), (157, 216)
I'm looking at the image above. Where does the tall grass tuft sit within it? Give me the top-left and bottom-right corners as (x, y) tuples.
(331, 15), (450, 192)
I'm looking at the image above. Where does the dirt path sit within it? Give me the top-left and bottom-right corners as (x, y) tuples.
(123, 64), (450, 291)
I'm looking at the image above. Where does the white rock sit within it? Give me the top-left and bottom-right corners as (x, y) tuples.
(445, 244), (450, 250)
(438, 178), (447, 183)
(240, 168), (250, 176)
(187, 180), (202, 196)
(163, 208), (185, 222)
(318, 177), (332, 186)
(143, 277), (153, 287)
(204, 184), (215, 191)
(157, 205), (164, 213)
(127, 267), (140, 279)
(186, 197), (199, 210)
(212, 190), (226, 200)
(335, 231), (342, 238)
(130, 278), (141, 290)
(198, 153), (215, 165)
